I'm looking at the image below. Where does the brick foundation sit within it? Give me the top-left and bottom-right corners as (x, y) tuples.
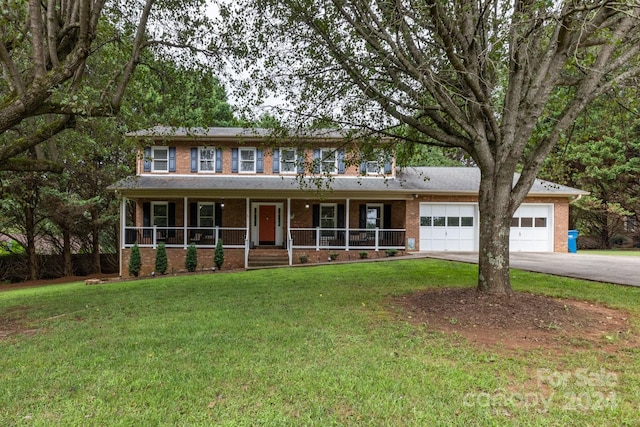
(121, 247), (246, 277)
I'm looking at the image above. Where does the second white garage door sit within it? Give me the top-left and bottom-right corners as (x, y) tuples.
(419, 204), (477, 251)
(510, 204), (553, 252)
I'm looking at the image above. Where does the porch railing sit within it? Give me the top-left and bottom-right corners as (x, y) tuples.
(290, 228), (406, 251)
(124, 226), (247, 248)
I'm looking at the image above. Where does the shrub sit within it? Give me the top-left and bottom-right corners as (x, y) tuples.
(359, 251), (368, 259)
(214, 239), (225, 270)
(128, 244), (142, 277)
(385, 248), (398, 257)
(329, 252), (339, 261)
(299, 254), (308, 263)
(185, 244), (198, 272)
(155, 243), (168, 275)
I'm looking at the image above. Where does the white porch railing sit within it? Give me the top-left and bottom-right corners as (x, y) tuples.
(287, 229), (293, 265)
(123, 226), (247, 249)
(289, 228), (406, 251)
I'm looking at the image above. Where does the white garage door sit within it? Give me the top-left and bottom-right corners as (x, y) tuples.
(419, 204), (477, 251)
(510, 204), (553, 252)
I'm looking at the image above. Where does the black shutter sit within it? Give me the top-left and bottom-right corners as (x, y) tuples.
(190, 203), (197, 227)
(215, 203), (223, 227)
(216, 149), (223, 172)
(383, 204), (392, 229)
(256, 149), (264, 173)
(143, 202), (151, 227)
(359, 204), (366, 229)
(313, 149), (321, 173)
(337, 204), (345, 228)
(143, 147), (151, 172)
(312, 204), (320, 228)
(231, 148), (238, 172)
(169, 147), (176, 172)
(272, 148), (279, 173)
(338, 149), (346, 174)
(297, 149), (305, 173)
(191, 148), (198, 172)
(384, 161), (392, 174)
(168, 202), (176, 238)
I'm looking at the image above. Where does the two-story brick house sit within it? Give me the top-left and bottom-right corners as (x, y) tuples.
(110, 127), (587, 276)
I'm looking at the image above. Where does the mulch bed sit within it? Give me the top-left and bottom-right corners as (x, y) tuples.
(391, 287), (638, 353)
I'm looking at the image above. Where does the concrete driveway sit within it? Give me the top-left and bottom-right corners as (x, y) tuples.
(422, 252), (639, 287)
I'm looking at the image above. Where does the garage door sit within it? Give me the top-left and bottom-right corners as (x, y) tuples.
(419, 204), (477, 251)
(510, 204), (553, 252)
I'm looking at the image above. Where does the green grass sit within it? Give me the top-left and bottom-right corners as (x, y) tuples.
(581, 249), (640, 256)
(1, 259), (640, 426)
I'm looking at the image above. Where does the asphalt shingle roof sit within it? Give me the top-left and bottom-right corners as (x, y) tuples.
(110, 167), (587, 198)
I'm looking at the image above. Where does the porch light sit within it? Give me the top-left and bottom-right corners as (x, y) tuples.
(220, 203), (225, 209)
(305, 203), (309, 209)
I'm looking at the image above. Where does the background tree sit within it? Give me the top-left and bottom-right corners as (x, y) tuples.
(540, 89), (640, 248)
(221, 0), (640, 293)
(0, 0), (217, 172)
(0, 51), (236, 280)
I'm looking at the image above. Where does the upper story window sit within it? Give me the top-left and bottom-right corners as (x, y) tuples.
(143, 146), (175, 173)
(240, 148), (256, 173)
(360, 151), (392, 176)
(199, 148), (216, 172)
(320, 148), (337, 174)
(232, 147), (263, 173)
(280, 148), (298, 174)
(365, 160), (383, 175)
(151, 147), (168, 172)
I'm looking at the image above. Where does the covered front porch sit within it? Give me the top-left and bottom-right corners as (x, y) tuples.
(119, 196), (407, 272)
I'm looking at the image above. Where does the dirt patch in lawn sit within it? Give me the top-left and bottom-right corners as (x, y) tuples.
(391, 287), (639, 354)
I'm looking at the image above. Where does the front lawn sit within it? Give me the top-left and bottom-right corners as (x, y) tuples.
(1, 259), (639, 426)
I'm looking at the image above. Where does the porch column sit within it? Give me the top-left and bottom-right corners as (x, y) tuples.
(183, 197), (188, 249)
(287, 198), (292, 266)
(287, 198), (291, 233)
(120, 196), (126, 278)
(120, 197), (127, 249)
(345, 198), (350, 251)
(245, 197), (250, 269)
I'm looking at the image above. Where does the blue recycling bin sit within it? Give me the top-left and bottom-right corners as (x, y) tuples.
(568, 230), (578, 253)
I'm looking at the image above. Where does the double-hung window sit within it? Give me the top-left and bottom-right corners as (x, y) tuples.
(240, 148), (256, 173)
(199, 148), (216, 172)
(280, 148), (298, 174)
(152, 147), (168, 172)
(365, 160), (383, 175)
(198, 203), (215, 227)
(365, 204), (383, 229)
(320, 203), (337, 237)
(320, 148), (337, 174)
(152, 202), (168, 227)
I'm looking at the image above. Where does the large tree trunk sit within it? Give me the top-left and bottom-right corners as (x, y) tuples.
(477, 172), (516, 294)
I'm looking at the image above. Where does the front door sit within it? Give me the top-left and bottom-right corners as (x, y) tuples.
(259, 205), (276, 245)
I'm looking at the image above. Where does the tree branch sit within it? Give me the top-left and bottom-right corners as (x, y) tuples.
(0, 158), (63, 173)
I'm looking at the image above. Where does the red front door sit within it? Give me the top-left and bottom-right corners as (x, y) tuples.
(259, 205), (276, 244)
